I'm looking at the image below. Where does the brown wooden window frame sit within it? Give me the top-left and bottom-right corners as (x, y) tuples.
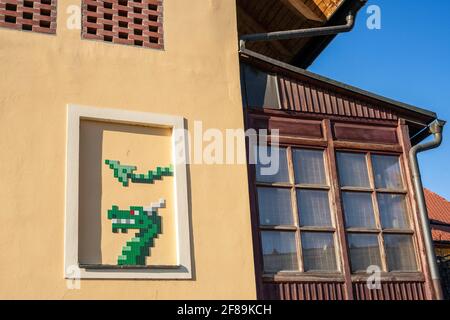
(252, 133), (422, 280)
(254, 143), (342, 276)
(336, 149), (421, 274)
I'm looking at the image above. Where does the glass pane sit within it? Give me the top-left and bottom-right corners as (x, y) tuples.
(293, 149), (327, 185)
(337, 152), (370, 188)
(255, 145), (289, 183)
(372, 155), (403, 190)
(302, 232), (337, 272)
(261, 231), (298, 273)
(384, 234), (417, 271)
(342, 192), (376, 228)
(297, 190), (332, 227)
(347, 234), (382, 272)
(377, 194), (410, 229)
(257, 188), (293, 226)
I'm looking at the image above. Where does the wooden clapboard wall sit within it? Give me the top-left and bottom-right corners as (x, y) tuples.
(241, 57), (436, 301)
(277, 75), (398, 121)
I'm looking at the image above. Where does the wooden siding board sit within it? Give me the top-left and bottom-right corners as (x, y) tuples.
(299, 82), (307, 112)
(343, 99), (350, 116)
(249, 115), (323, 139)
(323, 90), (332, 114)
(302, 83), (311, 112)
(418, 283), (425, 300)
(333, 123), (398, 145)
(362, 103), (369, 118)
(318, 89), (326, 114)
(355, 102), (363, 117)
(337, 284), (343, 300)
(273, 75), (405, 121)
(278, 78), (289, 110)
(349, 101), (356, 117)
(350, 281), (427, 300)
(336, 96), (343, 115)
(311, 87), (320, 113)
(285, 79), (294, 110)
(330, 91), (338, 114)
(291, 80), (301, 111)
(410, 283), (417, 300)
(298, 283), (304, 300)
(329, 283), (335, 300)
(382, 283), (390, 300)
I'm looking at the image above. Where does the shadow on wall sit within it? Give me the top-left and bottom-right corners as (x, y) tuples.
(78, 120), (103, 263)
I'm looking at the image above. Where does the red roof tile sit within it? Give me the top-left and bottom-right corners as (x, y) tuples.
(424, 188), (450, 242)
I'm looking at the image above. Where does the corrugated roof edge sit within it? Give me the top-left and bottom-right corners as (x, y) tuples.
(240, 48), (437, 120)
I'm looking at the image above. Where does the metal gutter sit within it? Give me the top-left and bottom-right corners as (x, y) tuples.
(409, 119), (446, 300)
(239, 48), (437, 121)
(239, 12), (355, 50)
(434, 240), (450, 246)
(429, 219), (450, 228)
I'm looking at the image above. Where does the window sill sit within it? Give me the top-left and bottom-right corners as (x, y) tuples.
(69, 263), (191, 279)
(263, 272), (345, 282)
(262, 271), (425, 283)
(79, 264), (181, 270)
(351, 272), (424, 282)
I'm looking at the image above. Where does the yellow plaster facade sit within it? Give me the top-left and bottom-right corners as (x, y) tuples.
(0, 0), (256, 299)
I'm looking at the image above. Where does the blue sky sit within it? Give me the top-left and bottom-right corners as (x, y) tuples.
(309, 0), (450, 199)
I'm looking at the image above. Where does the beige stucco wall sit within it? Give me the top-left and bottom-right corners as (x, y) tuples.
(0, 0), (256, 299)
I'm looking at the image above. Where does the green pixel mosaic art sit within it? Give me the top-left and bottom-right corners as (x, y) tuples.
(105, 160), (173, 187)
(104, 159), (173, 266)
(107, 199), (164, 265)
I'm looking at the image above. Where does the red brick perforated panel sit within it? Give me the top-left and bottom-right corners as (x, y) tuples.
(0, 0), (56, 34)
(82, 0), (164, 49)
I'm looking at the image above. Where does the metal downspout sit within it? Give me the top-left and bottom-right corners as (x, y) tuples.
(409, 119), (446, 300)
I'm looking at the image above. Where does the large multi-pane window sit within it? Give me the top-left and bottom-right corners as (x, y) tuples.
(254, 145), (418, 275)
(255, 145), (338, 273)
(336, 152), (418, 273)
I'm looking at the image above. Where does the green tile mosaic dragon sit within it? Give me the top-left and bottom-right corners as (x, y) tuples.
(105, 159), (173, 187)
(105, 160), (173, 266)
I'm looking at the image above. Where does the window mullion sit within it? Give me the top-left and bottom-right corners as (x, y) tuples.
(376, 206), (388, 272)
(323, 119), (353, 298)
(287, 146), (303, 272)
(286, 146), (304, 272)
(367, 152), (388, 272)
(397, 156), (415, 231)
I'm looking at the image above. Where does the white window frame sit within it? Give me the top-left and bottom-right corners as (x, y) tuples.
(64, 104), (192, 279)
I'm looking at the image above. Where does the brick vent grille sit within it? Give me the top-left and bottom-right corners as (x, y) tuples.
(0, 0), (56, 34)
(82, 0), (164, 49)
